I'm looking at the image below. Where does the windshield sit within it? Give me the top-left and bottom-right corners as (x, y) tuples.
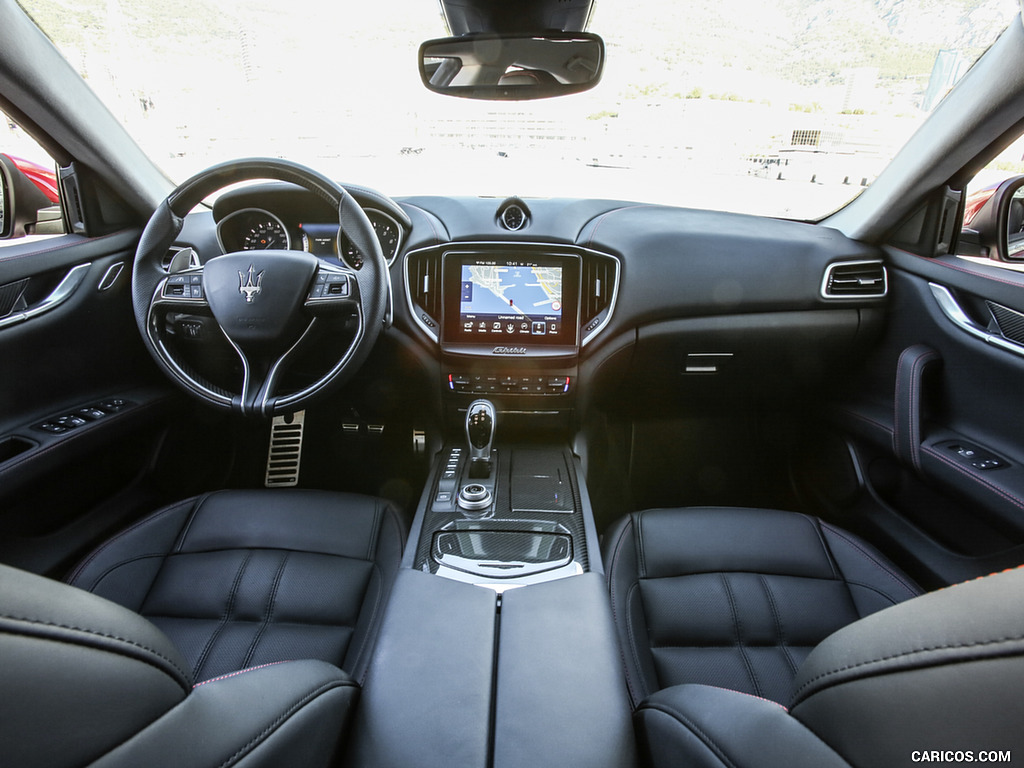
(16, 0), (1021, 219)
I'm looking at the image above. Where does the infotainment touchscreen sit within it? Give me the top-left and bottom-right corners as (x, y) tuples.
(461, 261), (563, 336)
(442, 252), (580, 350)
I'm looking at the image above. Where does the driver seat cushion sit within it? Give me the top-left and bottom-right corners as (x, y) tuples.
(68, 489), (406, 684)
(604, 506), (921, 708)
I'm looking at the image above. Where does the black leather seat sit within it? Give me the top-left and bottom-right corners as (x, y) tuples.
(634, 565), (1024, 767)
(604, 506), (920, 706)
(67, 488), (406, 683)
(0, 562), (357, 768)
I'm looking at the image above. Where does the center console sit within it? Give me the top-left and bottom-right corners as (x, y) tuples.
(350, 241), (634, 767)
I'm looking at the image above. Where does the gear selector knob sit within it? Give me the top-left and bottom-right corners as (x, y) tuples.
(466, 399), (495, 464)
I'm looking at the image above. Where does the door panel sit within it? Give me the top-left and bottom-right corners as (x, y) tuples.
(803, 249), (1024, 588)
(0, 231), (186, 575)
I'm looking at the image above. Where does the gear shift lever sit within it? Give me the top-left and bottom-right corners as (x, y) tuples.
(466, 399), (495, 474)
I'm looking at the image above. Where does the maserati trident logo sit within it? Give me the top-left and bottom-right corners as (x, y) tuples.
(238, 264), (264, 303)
(493, 346), (527, 355)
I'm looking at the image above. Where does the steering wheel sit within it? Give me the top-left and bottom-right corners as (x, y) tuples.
(132, 158), (389, 417)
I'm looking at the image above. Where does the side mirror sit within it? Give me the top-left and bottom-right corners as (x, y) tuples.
(0, 153), (57, 239)
(0, 160), (8, 238)
(966, 174), (1024, 262)
(418, 32), (604, 101)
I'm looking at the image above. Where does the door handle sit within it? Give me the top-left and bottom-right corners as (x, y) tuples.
(0, 262), (92, 330)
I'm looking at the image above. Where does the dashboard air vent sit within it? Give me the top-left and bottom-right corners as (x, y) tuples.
(406, 249), (442, 340)
(821, 260), (887, 299)
(580, 252), (620, 344)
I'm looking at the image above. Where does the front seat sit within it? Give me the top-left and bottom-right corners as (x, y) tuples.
(0, 563), (357, 768)
(604, 506), (920, 706)
(67, 488), (406, 683)
(634, 565), (1024, 767)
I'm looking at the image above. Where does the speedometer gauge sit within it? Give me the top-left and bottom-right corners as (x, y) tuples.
(242, 219), (289, 250)
(217, 208), (292, 253)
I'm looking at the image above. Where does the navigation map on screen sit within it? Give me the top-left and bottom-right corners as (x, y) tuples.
(459, 261), (562, 338)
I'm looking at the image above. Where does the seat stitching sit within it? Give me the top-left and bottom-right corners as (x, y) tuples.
(174, 492), (213, 553)
(240, 551), (290, 670)
(348, 562), (384, 686)
(139, 497), (211, 616)
(759, 574), (799, 677)
(193, 550), (252, 680)
(193, 660), (291, 688)
(640, 702), (741, 768)
(350, 503), (403, 683)
(216, 680), (356, 768)
(366, 499), (382, 561)
(66, 498), (198, 585)
(606, 518), (645, 706)
(635, 512), (648, 580)
(651, 642), (819, 651)
(720, 573), (762, 698)
(803, 514), (839, 581)
(820, 523), (919, 599)
(625, 580), (651, 706)
(792, 632), (1024, 703)
(0, 612), (192, 688)
(841, 579), (909, 606)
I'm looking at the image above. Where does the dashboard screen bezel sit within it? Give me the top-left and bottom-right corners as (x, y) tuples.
(441, 249), (581, 357)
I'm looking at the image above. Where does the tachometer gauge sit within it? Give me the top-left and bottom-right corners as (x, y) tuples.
(373, 217), (400, 259)
(242, 219), (289, 250)
(338, 209), (404, 268)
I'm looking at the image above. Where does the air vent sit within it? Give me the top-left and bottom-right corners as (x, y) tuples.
(580, 252), (620, 344)
(821, 260), (887, 299)
(406, 249), (442, 340)
(498, 199), (529, 231)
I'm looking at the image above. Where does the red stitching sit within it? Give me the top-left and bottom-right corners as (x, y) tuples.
(193, 660), (292, 688)
(922, 446), (1024, 512)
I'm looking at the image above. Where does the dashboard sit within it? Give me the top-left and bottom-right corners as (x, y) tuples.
(190, 181), (889, 427)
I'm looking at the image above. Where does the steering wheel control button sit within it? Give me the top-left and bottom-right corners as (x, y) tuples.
(162, 273), (205, 301)
(162, 275), (188, 297)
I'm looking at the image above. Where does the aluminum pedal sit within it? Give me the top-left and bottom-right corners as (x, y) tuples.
(265, 411), (304, 487)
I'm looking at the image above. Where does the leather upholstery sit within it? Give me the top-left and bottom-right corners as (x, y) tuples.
(604, 506), (920, 706)
(0, 563), (357, 768)
(635, 566), (1024, 768)
(68, 489), (406, 683)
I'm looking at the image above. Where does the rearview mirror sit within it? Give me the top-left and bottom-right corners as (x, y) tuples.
(418, 32), (604, 101)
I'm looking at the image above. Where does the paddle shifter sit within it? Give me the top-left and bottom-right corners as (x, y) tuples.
(459, 399), (496, 511)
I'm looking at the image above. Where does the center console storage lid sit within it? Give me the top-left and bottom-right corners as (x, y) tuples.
(495, 573), (637, 768)
(344, 569), (496, 768)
